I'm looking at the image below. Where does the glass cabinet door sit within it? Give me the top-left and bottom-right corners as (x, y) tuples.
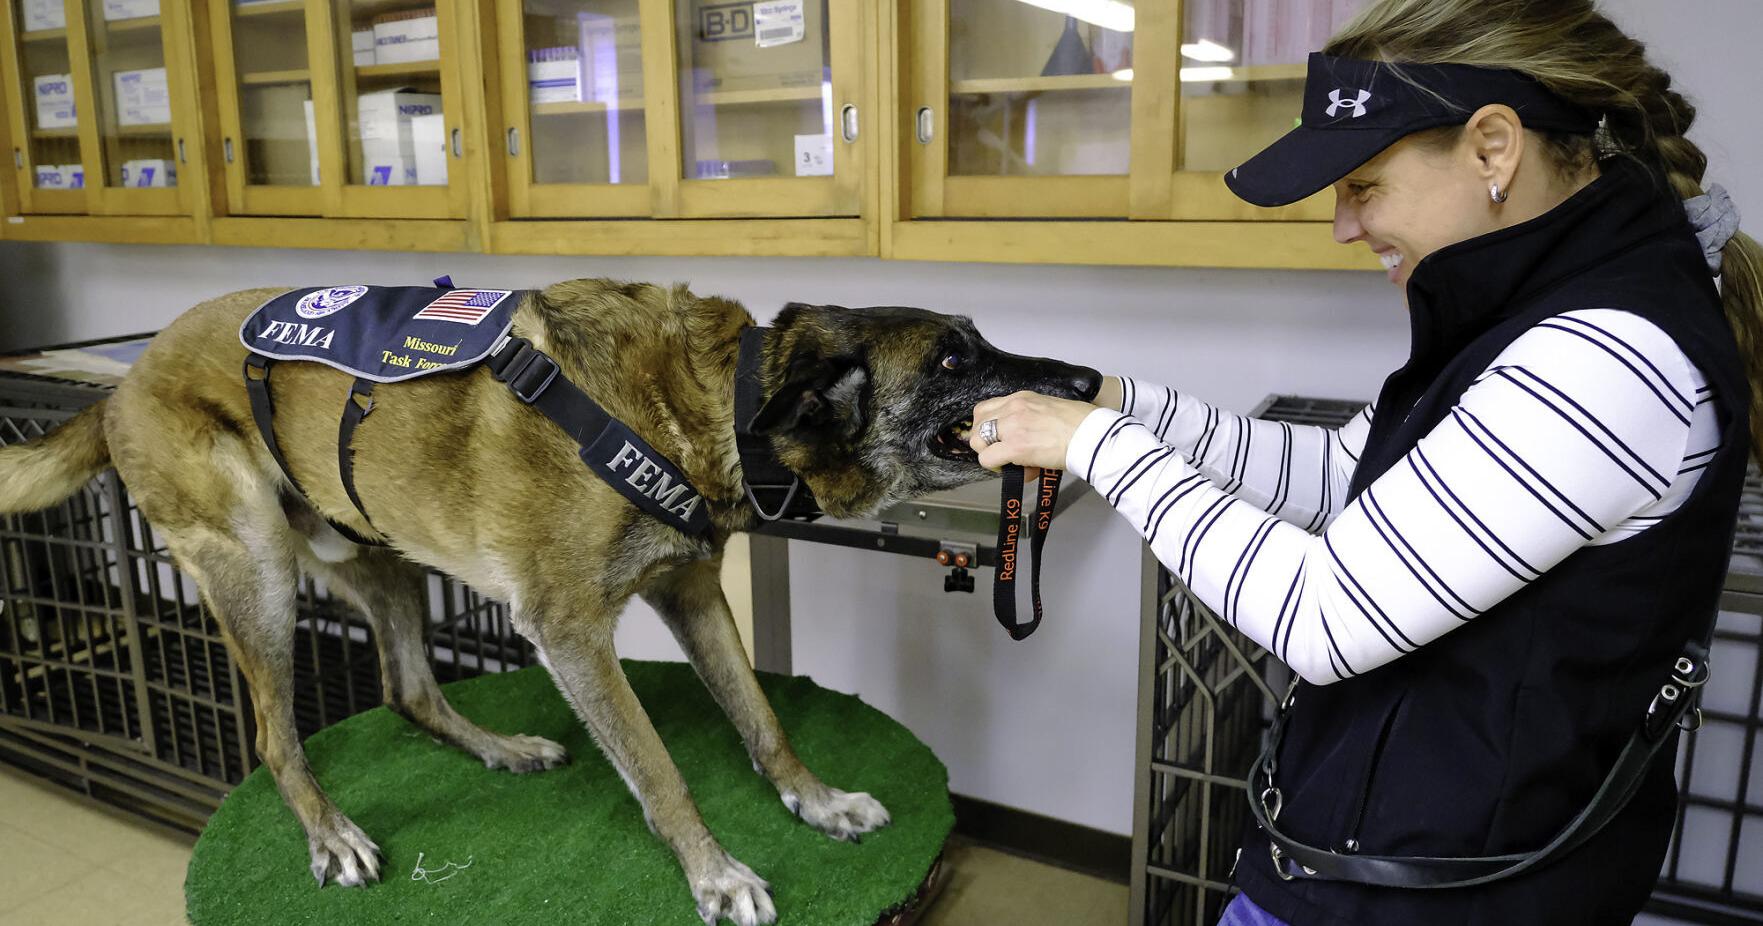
(1168, 0), (1368, 219)
(77, 0), (190, 215)
(499, 0), (649, 217)
(4, 0), (90, 213)
(669, 0), (862, 218)
(214, 0), (323, 215)
(909, 0), (1135, 218)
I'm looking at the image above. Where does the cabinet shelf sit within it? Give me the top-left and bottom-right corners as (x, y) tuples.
(31, 127), (79, 138)
(240, 68), (310, 85)
(233, 0), (304, 16)
(948, 63), (1309, 96)
(115, 122), (172, 136)
(694, 85), (823, 106)
(532, 99), (645, 116)
(21, 27), (67, 42)
(356, 60), (440, 80)
(101, 15), (160, 33)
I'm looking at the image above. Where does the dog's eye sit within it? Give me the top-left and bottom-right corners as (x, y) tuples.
(941, 352), (964, 371)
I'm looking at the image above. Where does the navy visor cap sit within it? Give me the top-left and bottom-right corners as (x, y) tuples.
(1224, 53), (1600, 207)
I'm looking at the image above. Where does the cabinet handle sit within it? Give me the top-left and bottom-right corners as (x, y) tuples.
(451, 127), (462, 158)
(840, 103), (858, 143)
(177, 138), (186, 163)
(223, 137), (235, 164)
(915, 106), (934, 144)
(506, 127), (521, 157)
(12, 149), (21, 169)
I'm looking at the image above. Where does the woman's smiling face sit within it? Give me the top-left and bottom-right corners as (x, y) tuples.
(1330, 132), (1499, 289)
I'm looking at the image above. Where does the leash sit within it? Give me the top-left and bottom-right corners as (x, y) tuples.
(992, 464), (1063, 640)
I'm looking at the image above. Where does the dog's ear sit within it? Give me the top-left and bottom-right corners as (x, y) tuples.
(751, 355), (870, 441)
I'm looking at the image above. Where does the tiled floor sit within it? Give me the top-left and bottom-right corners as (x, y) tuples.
(0, 764), (1126, 926)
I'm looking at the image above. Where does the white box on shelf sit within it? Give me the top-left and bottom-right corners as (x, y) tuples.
(60, 164), (85, 188)
(114, 67), (171, 126)
(353, 30), (376, 67)
(372, 9), (438, 65)
(102, 0), (159, 20)
(793, 133), (832, 177)
(528, 47), (580, 104)
(303, 98), (320, 185)
(411, 112), (447, 186)
(33, 74), (76, 129)
(23, 0), (65, 32)
(357, 89), (440, 184)
(121, 158), (176, 187)
(35, 164), (65, 188)
(578, 12), (643, 103)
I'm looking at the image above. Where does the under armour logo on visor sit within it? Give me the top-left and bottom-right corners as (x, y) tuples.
(1326, 88), (1372, 118)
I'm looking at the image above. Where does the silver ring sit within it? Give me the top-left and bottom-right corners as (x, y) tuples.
(978, 418), (1000, 447)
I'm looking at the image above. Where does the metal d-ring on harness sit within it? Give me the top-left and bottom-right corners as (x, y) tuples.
(732, 326), (819, 523)
(1246, 640), (1712, 888)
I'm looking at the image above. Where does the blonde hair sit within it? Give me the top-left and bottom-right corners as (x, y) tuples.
(1326, 0), (1763, 463)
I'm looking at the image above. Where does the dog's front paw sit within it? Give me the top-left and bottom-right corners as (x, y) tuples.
(691, 852), (776, 926)
(479, 733), (569, 773)
(783, 786), (891, 843)
(307, 814), (382, 887)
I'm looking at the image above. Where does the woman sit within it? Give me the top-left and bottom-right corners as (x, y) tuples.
(969, 2), (1760, 924)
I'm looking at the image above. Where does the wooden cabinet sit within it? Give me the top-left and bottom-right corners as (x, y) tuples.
(1, 0), (206, 228)
(0, 0), (1377, 269)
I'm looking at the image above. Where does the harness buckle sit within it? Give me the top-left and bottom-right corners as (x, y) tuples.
(506, 352), (560, 405)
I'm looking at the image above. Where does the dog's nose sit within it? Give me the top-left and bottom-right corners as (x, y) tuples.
(1070, 367), (1102, 401)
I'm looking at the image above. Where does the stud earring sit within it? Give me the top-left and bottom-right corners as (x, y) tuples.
(1490, 183), (1509, 204)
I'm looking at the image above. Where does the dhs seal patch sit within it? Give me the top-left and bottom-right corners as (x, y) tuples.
(295, 285), (369, 319)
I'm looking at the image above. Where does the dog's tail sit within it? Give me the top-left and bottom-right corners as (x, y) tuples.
(0, 401), (112, 513)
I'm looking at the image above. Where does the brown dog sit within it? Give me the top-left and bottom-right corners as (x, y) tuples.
(0, 279), (1099, 925)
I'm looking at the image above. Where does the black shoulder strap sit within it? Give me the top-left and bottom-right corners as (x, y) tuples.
(733, 327), (820, 522)
(487, 337), (712, 536)
(337, 378), (376, 527)
(1248, 640), (1711, 888)
(242, 355), (384, 547)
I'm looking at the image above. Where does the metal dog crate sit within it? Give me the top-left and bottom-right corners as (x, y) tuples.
(0, 336), (536, 834)
(1129, 395), (1763, 926)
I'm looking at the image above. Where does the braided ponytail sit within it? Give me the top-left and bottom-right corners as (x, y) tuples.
(1326, 0), (1763, 463)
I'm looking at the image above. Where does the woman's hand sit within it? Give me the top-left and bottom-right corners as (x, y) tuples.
(968, 390), (1103, 472)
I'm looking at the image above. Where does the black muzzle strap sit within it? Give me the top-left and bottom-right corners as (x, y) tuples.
(992, 464), (1063, 640)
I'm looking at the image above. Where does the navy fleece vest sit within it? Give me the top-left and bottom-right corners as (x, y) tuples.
(1234, 160), (1751, 926)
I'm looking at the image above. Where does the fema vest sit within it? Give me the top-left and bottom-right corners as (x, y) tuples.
(238, 283), (714, 539)
(1233, 160), (1751, 926)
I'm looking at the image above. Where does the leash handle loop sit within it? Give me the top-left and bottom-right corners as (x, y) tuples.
(992, 465), (1062, 640)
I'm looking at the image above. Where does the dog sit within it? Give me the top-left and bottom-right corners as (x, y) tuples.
(0, 278), (1099, 925)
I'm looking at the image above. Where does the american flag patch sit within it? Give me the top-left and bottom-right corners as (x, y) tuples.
(412, 289), (513, 325)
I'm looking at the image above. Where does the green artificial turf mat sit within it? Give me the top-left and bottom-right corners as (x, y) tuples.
(186, 661), (953, 925)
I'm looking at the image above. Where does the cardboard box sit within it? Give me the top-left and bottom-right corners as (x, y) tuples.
(303, 98), (320, 185)
(372, 9), (438, 65)
(115, 67), (171, 126)
(23, 0), (65, 32)
(528, 46), (581, 105)
(102, 0), (158, 20)
(357, 89), (441, 185)
(684, 0), (826, 94)
(121, 158), (176, 187)
(411, 112), (447, 186)
(61, 164), (85, 188)
(578, 12), (643, 103)
(353, 30), (376, 67)
(33, 74), (76, 129)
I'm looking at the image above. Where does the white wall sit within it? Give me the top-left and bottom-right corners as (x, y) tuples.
(0, 0), (1757, 843)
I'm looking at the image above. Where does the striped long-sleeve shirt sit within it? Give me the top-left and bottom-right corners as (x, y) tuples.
(1067, 309), (1722, 685)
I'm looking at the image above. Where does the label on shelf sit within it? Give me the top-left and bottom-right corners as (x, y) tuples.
(33, 74), (76, 129)
(753, 0), (805, 48)
(115, 68), (172, 126)
(102, 0), (159, 20)
(121, 158), (177, 187)
(354, 30), (377, 67)
(793, 132), (831, 176)
(372, 9), (439, 65)
(23, 0), (65, 31)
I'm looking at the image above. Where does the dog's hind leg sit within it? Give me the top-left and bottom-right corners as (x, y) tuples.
(642, 557), (891, 843)
(529, 609), (777, 926)
(166, 519), (382, 888)
(289, 530), (569, 773)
